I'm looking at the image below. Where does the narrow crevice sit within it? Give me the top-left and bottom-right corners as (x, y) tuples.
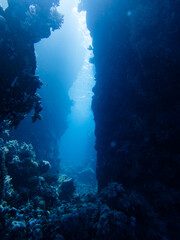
(60, 2), (97, 194)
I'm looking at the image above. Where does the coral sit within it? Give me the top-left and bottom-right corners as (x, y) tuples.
(0, 0), (63, 130)
(0, 182), (167, 240)
(58, 175), (75, 200)
(0, 138), (59, 209)
(0, 139), (9, 200)
(39, 160), (51, 174)
(11, 220), (26, 230)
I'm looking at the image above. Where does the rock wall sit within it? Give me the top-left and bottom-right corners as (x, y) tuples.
(80, 0), (180, 237)
(0, 0), (65, 172)
(0, 0), (63, 128)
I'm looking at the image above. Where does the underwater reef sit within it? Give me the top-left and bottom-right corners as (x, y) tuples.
(0, 136), (165, 239)
(0, 0), (64, 172)
(0, 0), (180, 239)
(0, 144), (166, 240)
(0, 0), (63, 128)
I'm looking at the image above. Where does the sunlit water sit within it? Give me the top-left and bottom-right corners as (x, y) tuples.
(0, 0), (7, 10)
(59, 0), (96, 172)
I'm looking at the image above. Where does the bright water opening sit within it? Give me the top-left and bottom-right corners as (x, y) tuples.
(59, 0), (96, 176)
(34, 0), (96, 189)
(0, 0), (8, 10)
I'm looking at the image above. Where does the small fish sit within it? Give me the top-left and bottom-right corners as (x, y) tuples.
(44, 83), (48, 86)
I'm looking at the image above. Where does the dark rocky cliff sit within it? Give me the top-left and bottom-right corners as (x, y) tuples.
(0, 0), (63, 128)
(80, 0), (180, 237)
(0, 0), (65, 172)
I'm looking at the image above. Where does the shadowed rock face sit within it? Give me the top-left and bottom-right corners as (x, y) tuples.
(0, 0), (63, 129)
(0, 0), (64, 173)
(80, 0), (180, 237)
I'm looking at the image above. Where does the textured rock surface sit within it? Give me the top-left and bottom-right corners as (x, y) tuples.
(0, 138), (59, 206)
(0, 0), (64, 172)
(80, 0), (180, 238)
(0, 138), (165, 239)
(58, 175), (75, 200)
(0, 182), (165, 240)
(0, 0), (63, 128)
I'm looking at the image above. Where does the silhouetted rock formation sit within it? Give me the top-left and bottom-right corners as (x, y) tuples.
(80, 0), (180, 238)
(0, 0), (63, 129)
(0, 0), (64, 173)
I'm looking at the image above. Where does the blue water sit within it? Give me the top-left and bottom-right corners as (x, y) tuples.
(0, 0), (7, 9)
(35, 0), (96, 175)
(60, 2), (96, 171)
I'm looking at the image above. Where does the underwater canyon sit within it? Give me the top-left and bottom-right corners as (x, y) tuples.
(0, 0), (179, 239)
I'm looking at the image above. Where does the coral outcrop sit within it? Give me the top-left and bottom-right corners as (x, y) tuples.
(0, 0), (63, 129)
(0, 138), (57, 205)
(0, 137), (165, 239)
(0, 182), (165, 240)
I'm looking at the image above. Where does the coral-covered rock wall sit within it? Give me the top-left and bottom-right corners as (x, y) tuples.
(0, 0), (64, 171)
(80, 0), (180, 237)
(0, 0), (63, 128)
